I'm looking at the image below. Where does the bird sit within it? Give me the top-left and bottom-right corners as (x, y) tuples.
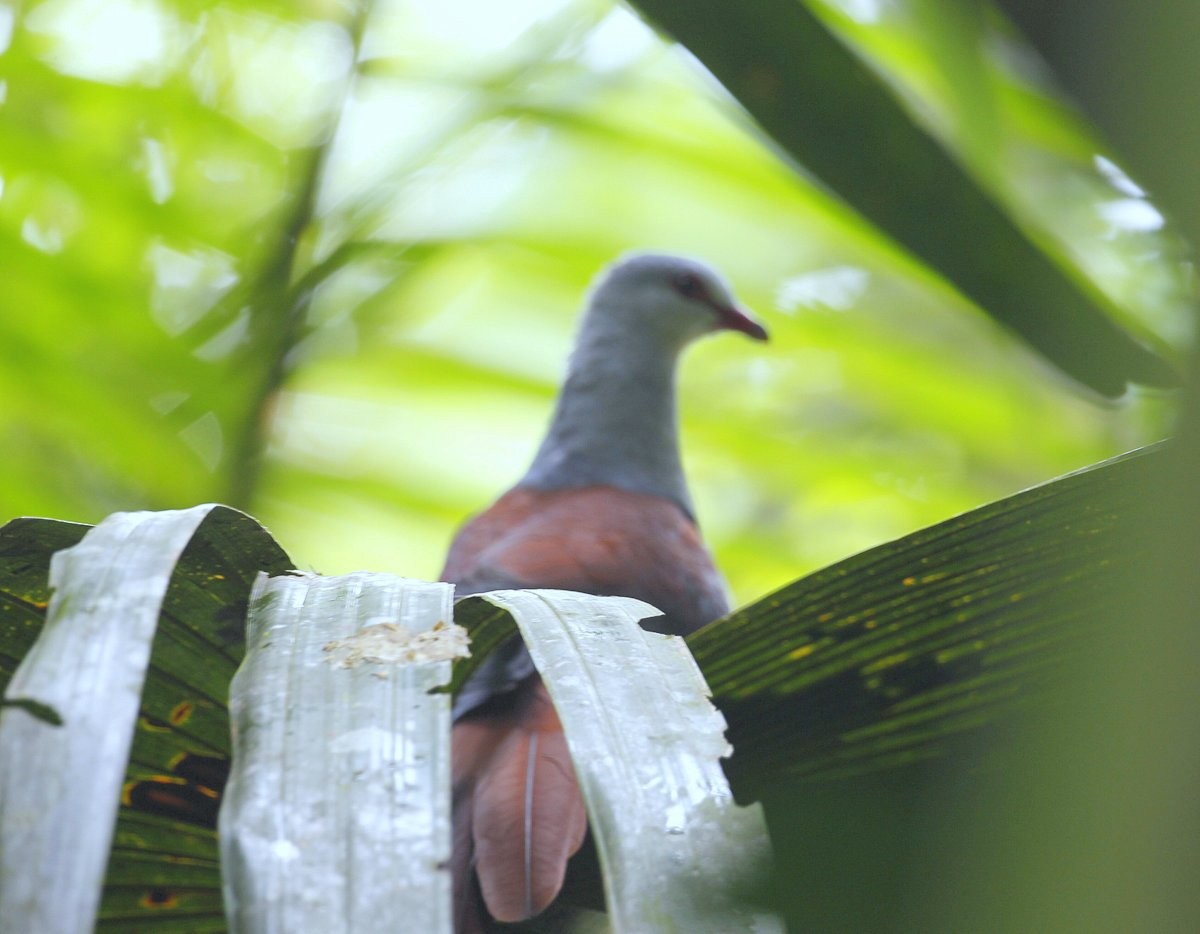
(441, 252), (767, 931)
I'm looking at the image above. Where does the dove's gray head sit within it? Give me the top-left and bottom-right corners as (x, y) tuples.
(521, 253), (766, 513)
(584, 253), (767, 349)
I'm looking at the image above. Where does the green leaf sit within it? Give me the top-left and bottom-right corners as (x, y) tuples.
(0, 505), (291, 932)
(220, 572), (460, 934)
(0, 697), (64, 725)
(99, 508), (292, 929)
(0, 517), (91, 694)
(464, 589), (780, 933)
(689, 442), (1159, 796)
(629, 0), (1177, 394)
(0, 506), (237, 933)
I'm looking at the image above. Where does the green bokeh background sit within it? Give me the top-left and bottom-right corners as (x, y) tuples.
(0, 0), (1187, 614)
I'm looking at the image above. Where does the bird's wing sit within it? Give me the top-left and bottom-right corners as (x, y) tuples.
(443, 484), (729, 635)
(446, 483), (729, 718)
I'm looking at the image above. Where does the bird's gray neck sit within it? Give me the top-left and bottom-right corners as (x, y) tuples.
(521, 314), (692, 515)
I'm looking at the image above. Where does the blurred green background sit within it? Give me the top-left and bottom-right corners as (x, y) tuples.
(0, 0), (1189, 610)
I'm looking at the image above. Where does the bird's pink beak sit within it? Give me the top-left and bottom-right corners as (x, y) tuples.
(715, 303), (769, 341)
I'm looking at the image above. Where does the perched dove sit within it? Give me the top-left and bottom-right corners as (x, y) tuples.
(443, 253), (767, 930)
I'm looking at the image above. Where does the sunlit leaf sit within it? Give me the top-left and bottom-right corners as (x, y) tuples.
(221, 572), (458, 933)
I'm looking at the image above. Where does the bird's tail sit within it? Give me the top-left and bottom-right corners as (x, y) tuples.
(452, 676), (588, 929)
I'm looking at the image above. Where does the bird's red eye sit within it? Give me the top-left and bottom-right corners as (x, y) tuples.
(672, 272), (707, 301)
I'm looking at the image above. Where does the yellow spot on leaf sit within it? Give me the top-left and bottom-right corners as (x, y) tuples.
(122, 774), (184, 806)
(139, 889), (179, 910)
(169, 700), (194, 726)
(935, 640), (990, 664)
(863, 652), (911, 674)
(788, 643), (817, 661)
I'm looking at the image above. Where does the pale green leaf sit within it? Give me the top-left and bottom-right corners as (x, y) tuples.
(220, 572), (460, 934)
